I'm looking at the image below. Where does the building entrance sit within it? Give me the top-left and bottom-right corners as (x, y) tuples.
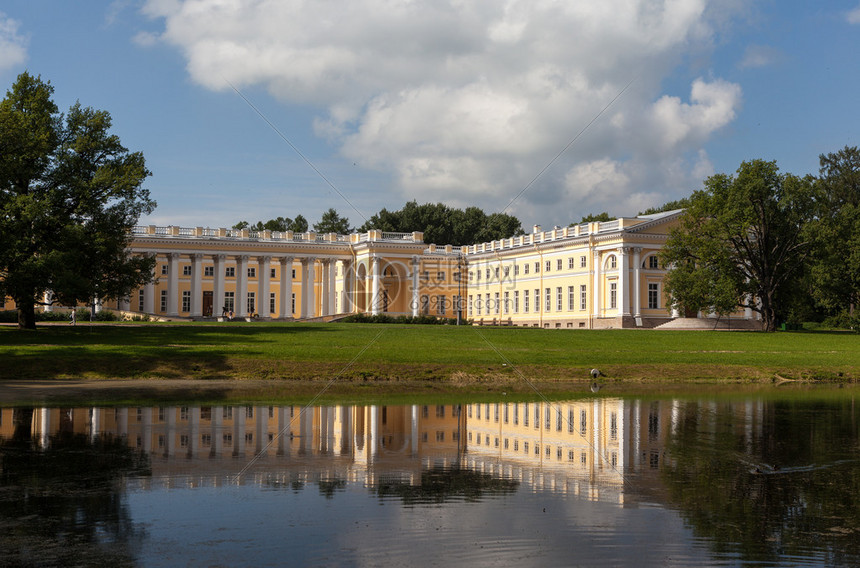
(203, 291), (213, 317)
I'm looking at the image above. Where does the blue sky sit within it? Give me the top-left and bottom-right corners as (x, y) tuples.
(1, 1), (859, 233)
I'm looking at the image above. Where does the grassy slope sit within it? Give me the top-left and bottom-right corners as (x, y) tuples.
(1, 322), (857, 387)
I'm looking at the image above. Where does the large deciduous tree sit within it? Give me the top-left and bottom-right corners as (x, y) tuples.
(660, 160), (816, 331)
(0, 73), (156, 329)
(808, 146), (860, 321)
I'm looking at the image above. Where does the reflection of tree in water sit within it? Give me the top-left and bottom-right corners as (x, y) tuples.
(0, 409), (151, 567)
(375, 465), (519, 505)
(661, 399), (860, 565)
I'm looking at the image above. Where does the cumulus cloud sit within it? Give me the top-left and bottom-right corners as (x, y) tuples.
(848, 4), (860, 24)
(140, 0), (744, 224)
(0, 12), (27, 72)
(738, 44), (781, 69)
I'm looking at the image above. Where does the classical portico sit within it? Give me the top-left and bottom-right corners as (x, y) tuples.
(124, 227), (455, 321)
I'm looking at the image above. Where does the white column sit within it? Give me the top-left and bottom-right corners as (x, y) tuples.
(632, 247), (641, 319)
(371, 255), (381, 315)
(167, 253), (180, 316)
(411, 256), (420, 317)
(327, 260), (336, 315)
(39, 407), (50, 449)
(341, 260), (353, 314)
(618, 247), (630, 317)
(592, 251), (601, 317)
(236, 255), (248, 317)
(320, 260), (331, 316)
(301, 257), (315, 319)
(44, 292), (53, 312)
(190, 253), (203, 317)
(258, 256), (271, 318)
(144, 278), (155, 314)
(279, 257), (294, 319)
(213, 254), (226, 317)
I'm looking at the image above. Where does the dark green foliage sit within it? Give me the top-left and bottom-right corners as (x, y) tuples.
(340, 313), (464, 325)
(358, 201), (524, 246)
(233, 214), (308, 233)
(312, 207), (351, 234)
(638, 197), (691, 216)
(661, 160), (816, 331)
(0, 73), (156, 330)
(577, 211), (615, 223)
(807, 146), (860, 319)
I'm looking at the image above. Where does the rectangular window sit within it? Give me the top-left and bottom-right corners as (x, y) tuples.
(291, 269), (296, 278)
(291, 293), (295, 314)
(270, 293), (276, 315)
(504, 266), (510, 278)
(182, 290), (191, 312)
(648, 283), (660, 309)
(138, 289), (144, 311)
(524, 291), (529, 313)
(485, 268), (490, 280)
(580, 285), (587, 310)
(468, 294), (473, 317)
(649, 255), (659, 269)
(524, 404), (529, 427)
(568, 257), (574, 269)
(545, 260), (551, 272)
(580, 410), (587, 435)
(556, 409), (562, 431)
(524, 263), (529, 275)
(183, 265), (191, 276)
(513, 404), (518, 425)
(494, 267), (499, 278)
(225, 267), (235, 278)
(504, 292), (509, 314)
(545, 407), (551, 429)
(514, 290), (519, 313)
(580, 255), (587, 268)
(248, 267), (256, 278)
(535, 262), (540, 273)
(437, 271), (445, 281)
(439, 295), (446, 315)
(545, 288), (551, 312)
(610, 412), (618, 440)
(160, 290), (167, 312)
(533, 404), (539, 429)
(204, 266), (214, 277)
(270, 268), (276, 278)
(494, 292), (499, 315)
(247, 292), (255, 314)
(557, 259), (562, 271)
(534, 289), (540, 312)
(161, 264), (168, 275)
(568, 409), (574, 433)
(610, 282), (617, 309)
(224, 291), (234, 312)
(568, 286), (574, 311)
(556, 287), (562, 311)
(485, 293), (491, 316)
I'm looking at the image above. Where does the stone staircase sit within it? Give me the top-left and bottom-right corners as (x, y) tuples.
(654, 317), (761, 331)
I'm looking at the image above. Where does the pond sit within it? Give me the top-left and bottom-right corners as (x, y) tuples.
(1, 389), (858, 567)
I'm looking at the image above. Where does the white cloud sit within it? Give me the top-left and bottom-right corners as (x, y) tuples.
(0, 12), (27, 72)
(848, 4), (860, 24)
(140, 0), (745, 225)
(738, 44), (781, 69)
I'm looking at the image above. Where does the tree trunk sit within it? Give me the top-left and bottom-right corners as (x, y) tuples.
(17, 301), (37, 330)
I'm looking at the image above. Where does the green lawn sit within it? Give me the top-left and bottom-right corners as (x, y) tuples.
(1, 322), (857, 384)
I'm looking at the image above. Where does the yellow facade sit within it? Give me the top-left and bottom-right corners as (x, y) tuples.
(3, 209), (758, 328)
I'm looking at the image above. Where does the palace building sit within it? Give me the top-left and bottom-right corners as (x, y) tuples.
(2, 209), (761, 328)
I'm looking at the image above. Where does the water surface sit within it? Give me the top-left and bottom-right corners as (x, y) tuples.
(1, 390), (858, 566)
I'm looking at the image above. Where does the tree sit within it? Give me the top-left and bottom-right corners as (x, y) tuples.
(233, 215), (306, 233)
(576, 212), (614, 223)
(358, 201), (523, 246)
(313, 208), (351, 234)
(660, 160), (816, 331)
(0, 73), (155, 329)
(638, 197), (691, 216)
(808, 146), (860, 320)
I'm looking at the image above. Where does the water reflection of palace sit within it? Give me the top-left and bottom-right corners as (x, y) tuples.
(0, 398), (766, 503)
